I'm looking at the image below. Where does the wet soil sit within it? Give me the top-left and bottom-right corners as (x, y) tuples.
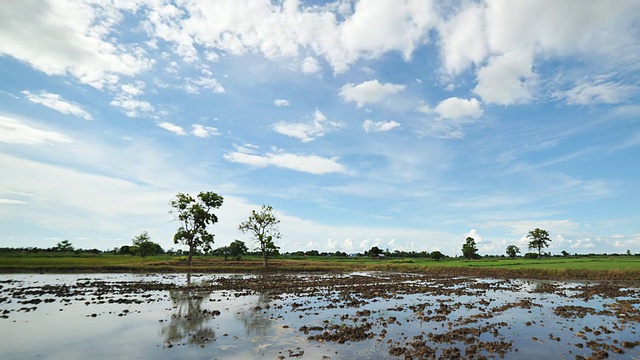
(1, 273), (639, 359)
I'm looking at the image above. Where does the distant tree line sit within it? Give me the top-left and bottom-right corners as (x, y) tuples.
(2, 222), (637, 261)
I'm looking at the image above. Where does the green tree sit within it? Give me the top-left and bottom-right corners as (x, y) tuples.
(430, 250), (444, 261)
(227, 240), (248, 260)
(213, 246), (231, 260)
(131, 231), (160, 258)
(368, 246), (384, 258)
(55, 240), (74, 252)
(238, 204), (281, 268)
(506, 245), (520, 258)
(170, 192), (224, 266)
(527, 228), (551, 260)
(561, 250), (569, 257)
(119, 245), (133, 255)
(462, 237), (478, 260)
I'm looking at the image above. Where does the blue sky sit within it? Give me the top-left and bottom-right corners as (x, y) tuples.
(1, 0), (639, 256)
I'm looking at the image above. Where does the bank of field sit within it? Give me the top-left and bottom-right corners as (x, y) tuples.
(1, 253), (640, 280)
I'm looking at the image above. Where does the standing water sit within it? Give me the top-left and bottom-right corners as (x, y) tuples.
(0, 273), (638, 359)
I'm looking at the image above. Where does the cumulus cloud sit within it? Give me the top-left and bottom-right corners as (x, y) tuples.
(301, 56), (321, 74)
(465, 229), (483, 243)
(0, 2), (152, 89)
(441, 99), (482, 119)
(157, 121), (186, 136)
(339, 79), (406, 107)
(474, 52), (535, 105)
(191, 124), (220, 138)
(274, 99), (290, 107)
(432, 97), (483, 120)
(362, 119), (401, 133)
(438, 2), (487, 75)
(22, 91), (93, 120)
(0, 116), (73, 145)
(272, 109), (344, 142)
(223, 144), (347, 175)
(438, 1), (640, 105)
(143, 0), (438, 74)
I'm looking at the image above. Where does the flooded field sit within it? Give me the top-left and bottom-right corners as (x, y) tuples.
(0, 272), (638, 359)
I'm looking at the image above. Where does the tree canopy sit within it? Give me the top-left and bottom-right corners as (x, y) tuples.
(55, 240), (74, 252)
(368, 246), (384, 258)
(462, 237), (478, 260)
(238, 204), (281, 268)
(131, 231), (162, 257)
(215, 240), (248, 261)
(527, 228), (551, 260)
(169, 191), (224, 266)
(506, 245), (520, 258)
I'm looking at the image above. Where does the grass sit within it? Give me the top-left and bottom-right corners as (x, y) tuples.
(1, 253), (639, 280)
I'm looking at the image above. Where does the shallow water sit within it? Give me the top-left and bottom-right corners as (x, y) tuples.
(0, 273), (638, 359)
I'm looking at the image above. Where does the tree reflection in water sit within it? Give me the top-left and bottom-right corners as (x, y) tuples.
(161, 273), (217, 347)
(236, 274), (274, 337)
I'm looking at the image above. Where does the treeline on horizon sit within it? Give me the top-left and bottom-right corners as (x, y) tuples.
(0, 244), (637, 259)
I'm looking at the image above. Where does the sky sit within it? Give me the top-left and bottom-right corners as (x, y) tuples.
(1, 0), (639, 256)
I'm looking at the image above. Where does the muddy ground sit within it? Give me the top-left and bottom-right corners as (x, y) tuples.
(1, 273), (639, 359)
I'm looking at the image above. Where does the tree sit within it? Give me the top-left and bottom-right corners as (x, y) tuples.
(430, 251), (444, 261)
(119, 245), (133, 255)
(55, 240), (74, 252)
(227, 240), (248, 260)
(238, 204), (281, 268)
(368, 246), (383, 259)
(131, 231), (161, 258)
(462, 237), (478, 260)
(561, 250), (569, 257)
(506, 245), (521, 258)
(169, 192), (224, 266)
(527, 228), (551, 260)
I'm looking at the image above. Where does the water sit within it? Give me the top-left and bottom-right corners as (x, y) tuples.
(0, 273), (638, 359)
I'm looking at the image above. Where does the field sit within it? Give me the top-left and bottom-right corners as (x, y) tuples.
(1, 253), (640, 280)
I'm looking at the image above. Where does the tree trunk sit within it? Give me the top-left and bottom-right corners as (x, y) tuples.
(263, 251), (268, 268)
(187, 246), (193, 266)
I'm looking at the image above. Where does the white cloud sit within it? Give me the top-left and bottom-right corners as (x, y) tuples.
(301, 56), (321, 74)
(22, 91), (93, 120)
(0, 198), (27, 205)
(109, 81), (157, 117)
(433, 97), (483, 120)
(0, 115), (73, 145)
(191, 124), (220, 138)
(144, 0), (438, 74)
(157, 121), (186, 136)
(339, 79), (406, 107)
(120, 82), (145, 96)
(474, 52), (535, 105)
(465, 229), (483, 243)
(274, 99), (290, 107)
(0, 2), (152, 89)
(558, 78), (636, 105)
(438, 1), (640, 105)
(438, 2), (487, 75)
(223, 145), (347, 175)
(110, 96), (155, 118)
(272, 109), (344, 142)
(184, 72), (225, 94)
(362, 119), (401, 133)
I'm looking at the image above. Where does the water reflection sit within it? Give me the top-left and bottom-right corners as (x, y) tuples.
(161, 273), (216, 347)
(236, 288), (274, 337)
(235, 274), (278, 337)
